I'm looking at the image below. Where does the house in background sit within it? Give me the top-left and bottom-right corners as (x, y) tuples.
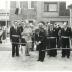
(37, 1), (70, 27)
(10, 1), (70, 27)
(0, 9), (10, 29)
(68, 4), (72, 28)
(10, 1), (37, 24)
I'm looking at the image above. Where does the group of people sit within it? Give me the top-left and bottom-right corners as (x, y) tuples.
(10, 20), (72, 62)
(10, 20), (33, 57)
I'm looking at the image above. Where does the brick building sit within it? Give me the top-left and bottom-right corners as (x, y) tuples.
(10, 1), (70, 26)
(68, 4), (72, 28)
(0, 9), (9, 29)
(10, 1), (37, 24)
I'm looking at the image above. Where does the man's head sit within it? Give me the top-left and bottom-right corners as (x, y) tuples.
(38, 21), (45, 28)
(63, 22), (68, 28)
(14, 20), (18, 28)
(30, 23), (34, 28)
(54, 24), (57, 28)
(50, 24), (53, 30)
(21, 21), (26, 27)
(21, 21), (25, 24)
(11, 21), (14, 27)
(38, 23), (43, 28)
(57, 24), (60, 28)
(48, 22), (51, 26)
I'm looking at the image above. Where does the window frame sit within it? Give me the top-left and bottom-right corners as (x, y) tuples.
(28, 1), (34, 9)
(44, 2), (58, 12)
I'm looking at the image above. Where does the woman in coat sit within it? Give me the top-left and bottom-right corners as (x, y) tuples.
(21, 23), (33, 56)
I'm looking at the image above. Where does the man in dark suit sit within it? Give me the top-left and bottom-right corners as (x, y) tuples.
(35, 22), (47, 62)
(10, 21), (21, 57)
(57, 25), (61, 48)
(18, 21), (24, 38)
(61, 22), (71, 58)
(18, 21), (23, 33)
(47, 24), (57, 57)
(17, 21), (24, 48)
(34, 28), (40, 51)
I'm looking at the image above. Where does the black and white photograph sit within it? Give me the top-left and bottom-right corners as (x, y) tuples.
(0, 0), (72, 71)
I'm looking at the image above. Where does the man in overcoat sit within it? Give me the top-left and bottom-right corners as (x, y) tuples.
(36, 22), (47, 62)
(10, 21), (21, 57)
(61, 22), (71, 58)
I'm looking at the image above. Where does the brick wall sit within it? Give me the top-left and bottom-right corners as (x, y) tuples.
(10, 1), (70, 25)
(10, 1), (37, 22)
(70, 9), (72, 28)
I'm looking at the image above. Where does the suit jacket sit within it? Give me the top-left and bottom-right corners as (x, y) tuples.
(35, 28), (47, 51)
(10, 26), (21, 43)
(52, 28), (58, 37)
(61, 27), (71, 37)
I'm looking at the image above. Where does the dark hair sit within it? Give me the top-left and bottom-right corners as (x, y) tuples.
(38, 21), (45, 25)
(47, 22), (49, 24)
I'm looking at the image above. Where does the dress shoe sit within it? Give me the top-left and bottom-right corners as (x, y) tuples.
(40, 60), (44, 62)
(37, 60), (40, 61)
(26, 55), (30, 56)
(12, 55), (15, 57)
(16, 55), (19, 57)
(67, 56), (70, 58)
(62, 55), (65, 58)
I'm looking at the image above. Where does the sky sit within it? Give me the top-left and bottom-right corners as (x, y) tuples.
(0, 0), (72, 9)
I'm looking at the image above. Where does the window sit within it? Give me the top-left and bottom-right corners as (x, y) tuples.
(16, 1), (20, 8)
(44, 2), (58, 12)
(31, 1), (35, 9)
(49, 4), (57, 11)
(28, 1), (34, 9)
(15, 1), (21, 14)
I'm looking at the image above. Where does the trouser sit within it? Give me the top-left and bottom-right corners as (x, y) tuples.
(12, 43), (19, 56)
(25, 43), (30, 56)
(38, 50), (45, 61)
(36, 44), (40, 51)
(21, 46), (26, 56)
(57, 37), (62, 48)
(62, 38), (70, 57)
(47, 38), (50, 55)
(31, 41), (34, 51)
(57, 37), (60, 48)
(0, 36), (2, 43)
(48, 38), (57, 57)
(31, 37), (34, 51)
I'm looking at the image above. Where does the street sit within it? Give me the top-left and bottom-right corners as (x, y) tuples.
(0, 38), (72, 71)
(0, 51), (72, 71)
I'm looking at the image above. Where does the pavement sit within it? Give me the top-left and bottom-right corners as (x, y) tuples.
(0, 51), (72, 71)
(0, 37), (72, 71)
(0, 37), (12, 51)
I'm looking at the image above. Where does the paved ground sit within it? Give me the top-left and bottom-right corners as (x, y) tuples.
(0, 38), (72, 71)
(0, 51), (72, 71)
(0, 37), (11, 51)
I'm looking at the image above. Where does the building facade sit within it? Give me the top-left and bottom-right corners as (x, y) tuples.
(10, 1), (70, 26)
(37, 1), (70, 27)
(0, 9), (10, 29)
(68, 4), (72, 28)
(10, 1), (37, 24)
